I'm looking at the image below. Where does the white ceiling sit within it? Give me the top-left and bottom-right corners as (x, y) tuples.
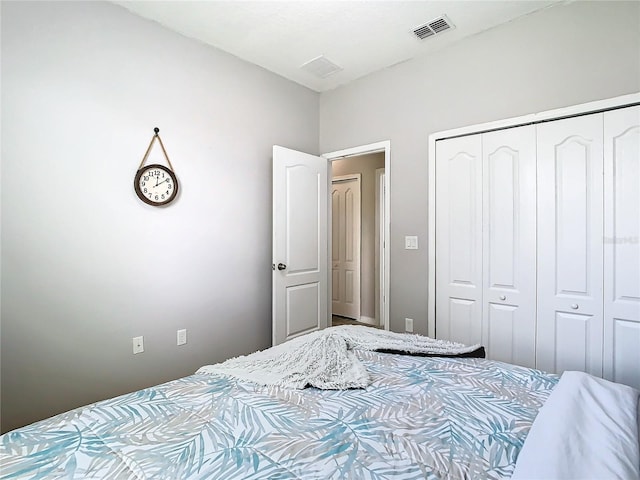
(114, 1), (563, 92)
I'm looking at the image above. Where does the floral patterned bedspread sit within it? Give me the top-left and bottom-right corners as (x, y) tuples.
(0, 351), (557, 479)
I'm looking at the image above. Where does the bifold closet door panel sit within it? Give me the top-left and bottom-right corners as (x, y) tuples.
(603, 105), (640, 390)
(536, 114), (604, 376)
(481, 126), (536, 368)
(435, 135), (482, 345)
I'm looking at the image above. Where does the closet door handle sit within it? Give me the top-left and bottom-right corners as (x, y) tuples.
(499, 295), (506, 301)
(571, 304), (579, 310)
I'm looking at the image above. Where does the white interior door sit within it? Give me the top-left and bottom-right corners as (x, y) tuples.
(272, 146), (328, 346)
(435, 135), (483, 345)
(331, 175), (361, 320)
(536, 114), (604, 376)
(603, 105), (640, 389)
(481, 125), (537, 368)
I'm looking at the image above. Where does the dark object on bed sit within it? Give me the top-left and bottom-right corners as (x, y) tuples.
(375, 345), (486, 358)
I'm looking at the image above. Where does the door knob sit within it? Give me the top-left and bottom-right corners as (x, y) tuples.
(277, 263), (287, 271)
(499, 295), (506, 301)
(571, 304), (579, 310)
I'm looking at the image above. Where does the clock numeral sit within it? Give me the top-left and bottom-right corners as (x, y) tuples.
(144, 176), (149, 181)
(168, 184), (172, 190)
(161, 194), (165, 200)
(155, 195), (159, 201)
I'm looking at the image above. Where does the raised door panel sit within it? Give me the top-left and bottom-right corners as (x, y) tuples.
(449, 298), (478, 346)
(435, 135), (482, 344)
(286, 283), (321, 337)
(331, 191), (340, 302)
(286, 165), (322, 274)
(536, 114), (604, 376)
(554, 312), (597, 373)
(482, 125), (536, 368)
(609, 319), (640, 388)
(603, 105), (640, 389)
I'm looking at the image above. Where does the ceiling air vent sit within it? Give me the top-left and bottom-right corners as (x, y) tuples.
(413, 15), (454, 40)
(300, 55), (343, 79)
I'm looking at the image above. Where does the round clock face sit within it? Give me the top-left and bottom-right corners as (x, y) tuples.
(134, 164), (178, 206)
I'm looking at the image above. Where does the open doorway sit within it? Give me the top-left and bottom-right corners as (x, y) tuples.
(324, 141), (390, 330)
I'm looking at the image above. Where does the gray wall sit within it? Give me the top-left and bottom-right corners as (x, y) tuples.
(319, 0), (640, 335)
(3, 0), (640, 434)
(332, 153), (385, 321)
(0, 1), (318, 433)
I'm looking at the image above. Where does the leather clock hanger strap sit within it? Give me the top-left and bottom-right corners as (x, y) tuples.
(138, 128), (175, 172)
(155, 134), (175, 172)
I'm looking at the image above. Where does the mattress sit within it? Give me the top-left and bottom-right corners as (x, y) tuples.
(0, 351), (558, 479)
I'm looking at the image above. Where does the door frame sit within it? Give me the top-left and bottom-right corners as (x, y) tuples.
(331, 174), (362, 321)
(375, 168), (386, 328)
(323, 140), (390, 330)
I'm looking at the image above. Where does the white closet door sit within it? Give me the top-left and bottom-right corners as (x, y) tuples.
(482, 126), (537, 368)
(603, 106), (640, 389)
(435, 135), (483, 345)
(536, 114), (604, 376)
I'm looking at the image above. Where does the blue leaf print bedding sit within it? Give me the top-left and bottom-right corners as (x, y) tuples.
(0, 351), (557, 479)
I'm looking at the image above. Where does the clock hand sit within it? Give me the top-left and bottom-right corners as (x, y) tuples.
(157, 178), (170, 186)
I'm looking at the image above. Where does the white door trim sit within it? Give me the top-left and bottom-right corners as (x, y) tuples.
(428, 92), (640, 338)
(331, 174), (362, 321)
(323, 141), (391, 331)
(375, 168), (386, 329)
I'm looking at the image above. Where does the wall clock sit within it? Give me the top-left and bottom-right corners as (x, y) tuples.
(134, 164), (178, 206)
(134, 128), (179, 206)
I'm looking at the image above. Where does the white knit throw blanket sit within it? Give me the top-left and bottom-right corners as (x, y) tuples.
(197, 326), (481, 390)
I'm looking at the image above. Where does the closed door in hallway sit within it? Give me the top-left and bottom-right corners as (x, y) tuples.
(332, 175), (361, 320)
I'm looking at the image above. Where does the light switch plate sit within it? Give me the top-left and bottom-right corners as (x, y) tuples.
(133, 336), (144, 354)
(177, 329), (187, 346)
(405, 236), (418, 249)
(405, 318), (414, 333)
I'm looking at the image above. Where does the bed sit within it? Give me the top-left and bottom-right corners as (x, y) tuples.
(1, 327), (638, 479)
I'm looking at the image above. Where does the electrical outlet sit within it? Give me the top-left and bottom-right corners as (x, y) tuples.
(405, 318), (414, 333)
(133, 336), (144, 354)
(177, 329), (187, 346)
